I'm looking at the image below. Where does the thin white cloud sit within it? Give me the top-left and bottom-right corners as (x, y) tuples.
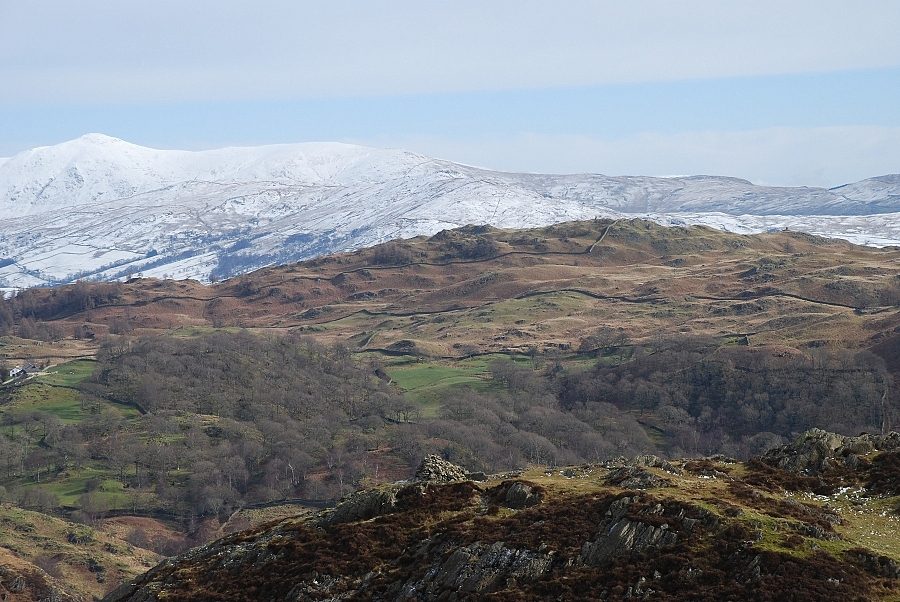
(2, 1), (900, 102)
(371, 126), (900, 188)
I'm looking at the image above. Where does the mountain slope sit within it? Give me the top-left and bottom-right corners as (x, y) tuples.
(1, 135), (898, 288)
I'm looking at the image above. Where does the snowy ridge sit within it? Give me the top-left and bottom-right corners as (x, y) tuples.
(0, 134), (898, 287)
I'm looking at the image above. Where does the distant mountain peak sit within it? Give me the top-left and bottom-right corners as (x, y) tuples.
(75, 132), (128, 144)
(0, 135), (898, 289)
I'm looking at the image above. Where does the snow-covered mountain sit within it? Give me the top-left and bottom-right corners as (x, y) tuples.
(1, 134), (898, 288)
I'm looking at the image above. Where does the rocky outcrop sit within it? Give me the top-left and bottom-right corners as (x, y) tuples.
(579, 495), (715, 565)
(762, 429), (900, 474)
(414, 455), (469, 482)
(104, 433), (900, 602)
(629, 454), (683, 475)
(605, 466), (672, 489)
(398, 541), (554, 598)
(318, 487), (399, 526)
(847, 548), (900, 579)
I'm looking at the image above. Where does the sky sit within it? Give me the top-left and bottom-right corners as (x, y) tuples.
(2, 1), (900, 187)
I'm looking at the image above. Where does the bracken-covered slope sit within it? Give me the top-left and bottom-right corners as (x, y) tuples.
(105, 430), (900, 601)
(1, 135), (899, 288)
(0, 503), (160, 601)
(11, 219), (898, 357)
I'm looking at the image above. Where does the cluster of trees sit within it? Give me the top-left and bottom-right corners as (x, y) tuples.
(429, 228), (501, 261)
(15, 318), (66, 341)
(0, 333), (420, 524)
(370, 241), (418, 266)
(558, 338), (893, 457)
(3, 281), (123, 323)
(89, 332), (413, 420)
(0, 328), (894, 534)
(392, 360), (654, 472)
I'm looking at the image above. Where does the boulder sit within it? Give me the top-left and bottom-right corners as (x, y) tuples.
(629, 454), (683, 475)
(319, 488), (398, 526)
(503, 482), (542, 509)
(605, 466), (672, 490)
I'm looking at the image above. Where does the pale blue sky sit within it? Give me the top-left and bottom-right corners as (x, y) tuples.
(2, 1), (900, 186)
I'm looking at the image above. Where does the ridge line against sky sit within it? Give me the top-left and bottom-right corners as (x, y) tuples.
(2, 1), (899, 187)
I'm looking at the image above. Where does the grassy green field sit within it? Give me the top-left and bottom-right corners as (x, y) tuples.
(41, 359), (97, 386)
(0, 359), (145, 511)
(5, 383), (88, 423)
(39, 469), (128, 507)
(375, 353), (533, 417)
(2, 359), (140, 423)
(0, 463), (133, 509)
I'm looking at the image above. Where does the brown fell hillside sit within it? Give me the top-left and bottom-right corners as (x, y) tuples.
(8, 219), (899, 359)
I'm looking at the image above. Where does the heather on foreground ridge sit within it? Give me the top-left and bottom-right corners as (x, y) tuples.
(106, 430), (900, 601)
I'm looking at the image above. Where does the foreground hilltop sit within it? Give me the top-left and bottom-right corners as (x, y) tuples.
(107, 430), (900, 601)
(1, 135), (899, 287)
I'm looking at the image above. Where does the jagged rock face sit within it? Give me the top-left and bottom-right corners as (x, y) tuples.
(398, 541), (554, 597)
(580, 495), (716, 566)
(414, 455), (469, 482)
(318, 488), (398, 526)
(762, 428), (900, 474)
(105, 480), (887, 601)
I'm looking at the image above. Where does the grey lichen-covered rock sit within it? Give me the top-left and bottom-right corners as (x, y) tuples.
(580, 495), (716, 566)
(399, 541), (554, 598)
(581, 518), (678, 565)
(762, 429), (900, 474)
(502, 482), (542, 509)
(629, 454), (683, 475)
(414, 455), (469, 482)
(318, 487), (399, 526)
(605, 466), (672, 489)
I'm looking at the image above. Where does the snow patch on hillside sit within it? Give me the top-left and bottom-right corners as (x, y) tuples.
(0, 135), (897, 287)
